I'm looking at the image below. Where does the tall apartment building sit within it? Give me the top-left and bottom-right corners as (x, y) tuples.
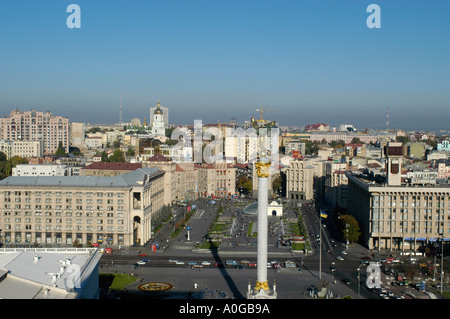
(0, 109), (69, 154)
(347, 142), (450, 252)
(0, 167), (165, 247)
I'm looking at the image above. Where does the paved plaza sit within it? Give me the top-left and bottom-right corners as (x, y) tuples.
(100, 199), (365, 299)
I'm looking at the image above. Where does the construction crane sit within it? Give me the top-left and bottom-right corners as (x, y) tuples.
(256, 107), (277, 122)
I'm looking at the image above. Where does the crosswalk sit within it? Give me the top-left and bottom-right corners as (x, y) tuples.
(192, 209), (205, 218)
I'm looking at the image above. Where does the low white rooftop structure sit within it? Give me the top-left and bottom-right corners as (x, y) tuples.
(0, 248), (102, 299)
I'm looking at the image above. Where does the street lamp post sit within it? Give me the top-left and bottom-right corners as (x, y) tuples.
(319, 219), (322, 280)
(357, 266), (363, 296)
(440, 233), (444, 295)
(345, 223), (349, 250)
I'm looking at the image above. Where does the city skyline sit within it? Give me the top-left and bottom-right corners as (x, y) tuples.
(0, 0), (449, 131)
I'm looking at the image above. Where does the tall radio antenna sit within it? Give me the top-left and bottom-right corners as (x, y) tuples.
(385, 107), (389, 130)
(119, 92), (123, 124)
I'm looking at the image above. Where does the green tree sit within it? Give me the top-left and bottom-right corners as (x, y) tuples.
(101, 151), (109, 162)
(237, 175), (252, 195)
(109, 149), (125, 163)
(9, 156), (28, 167)
(55, 141), (66, 156)
(339, 214), (361, 244)
(113, 137), (122, 149)
(396, 135), (410, 144)
(303, 140), (319, 155)
(272, 175), (282, 193)
(126, 147), (135, 156)
(4, 162), (11, 176)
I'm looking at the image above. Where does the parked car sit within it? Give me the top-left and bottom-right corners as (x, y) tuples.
(336, 256), (344, 261)
(342, 279), (351, 285)
(139, 253), (148, 257)
(285, 260), (296, 268)
(201, 261), (211, 266)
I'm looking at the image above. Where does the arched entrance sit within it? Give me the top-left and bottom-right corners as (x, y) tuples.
(133, 216), (141, 247)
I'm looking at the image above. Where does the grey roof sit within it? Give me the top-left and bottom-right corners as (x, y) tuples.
(0, 167), (164, 188)
(0, 248), (102, 299)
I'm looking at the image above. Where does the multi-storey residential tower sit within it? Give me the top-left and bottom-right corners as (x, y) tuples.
(0, 109), (69, 154)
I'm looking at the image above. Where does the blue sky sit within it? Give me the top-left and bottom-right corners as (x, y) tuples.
(0, 0), (449, 131)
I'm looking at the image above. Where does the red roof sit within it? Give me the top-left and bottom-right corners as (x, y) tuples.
(82, 162), (142, 170)
(175, 164), (184, 172)
(147, 153), (170, 162)
(305, 123), (328, 130)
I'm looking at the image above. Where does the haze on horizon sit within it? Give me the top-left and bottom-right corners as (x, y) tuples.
(0, 0), (449, 132)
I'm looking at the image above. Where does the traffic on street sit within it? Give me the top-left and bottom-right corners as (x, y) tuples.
(99, 197), (440, 300)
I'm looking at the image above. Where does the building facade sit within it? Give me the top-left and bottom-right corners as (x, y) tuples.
(286, 159), (315, 201)
(0, 140), (43, 159)
(149, 100), (169, 129)
(151, 101), (167, 136)
(346, 142), (450, 252)
(0, 167), (165, 248)
(80, 162), (142, 176)
(12, 164), (73, 177)
(0, 109), (69, 154)
(196, 162), (236, 198)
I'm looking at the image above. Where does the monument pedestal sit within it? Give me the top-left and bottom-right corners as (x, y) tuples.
(247, 280), (277, 299)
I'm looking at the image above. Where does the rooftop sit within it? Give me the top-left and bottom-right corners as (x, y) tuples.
(0, 167), (163, 188)
(0, 248), (101, 299)
(82, 162), (142, 171)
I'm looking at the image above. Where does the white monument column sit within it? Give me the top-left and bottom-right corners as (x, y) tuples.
(247, 159), (277, 299)
(246, 118), (278, 299)
(256, 162), (269, 291)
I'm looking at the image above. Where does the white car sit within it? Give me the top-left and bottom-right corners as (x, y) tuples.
(341, 250), (347, 255)
(169, 259), (178, 263)
(336, 256), (344, 261)
(136, 260), (146, 265)
(175, 261), (185, 265)
(201, 261), (211, 266)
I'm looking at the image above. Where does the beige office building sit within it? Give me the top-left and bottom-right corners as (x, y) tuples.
(286, 159), (315, 201)
(0, 140), (43, 159)
(347, 142), (450, 252)
(195, 162), (236, 198)
(0, 167), (165, 248)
